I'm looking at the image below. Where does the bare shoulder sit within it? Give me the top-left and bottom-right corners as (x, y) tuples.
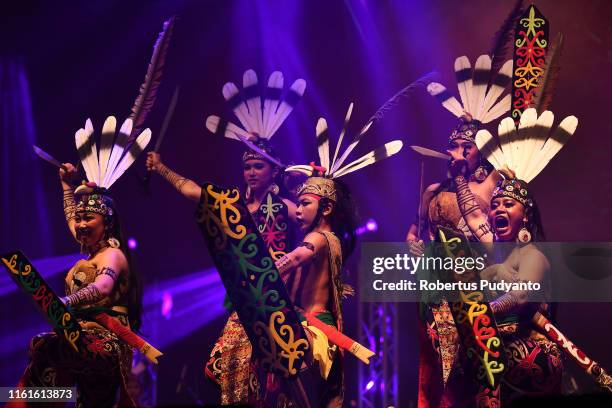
(425, 183), (441, 193)
(519, 244), (550, 268)
(422, 182), (441, 203)
(95, 247), (128, 272)
(302, 231), (328, 252)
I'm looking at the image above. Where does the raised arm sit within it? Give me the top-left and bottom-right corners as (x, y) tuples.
(146, 152), (201, 202)
(275, 232), (327, 277)
(406, 182), (439, 256)
(60, 163), (79, 240)
(447, 150), (494, 243)
(61, 248), (127, 307)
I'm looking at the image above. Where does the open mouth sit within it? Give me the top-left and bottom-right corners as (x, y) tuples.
(494, 215), (509, 233)
(76, 229), (91, 240)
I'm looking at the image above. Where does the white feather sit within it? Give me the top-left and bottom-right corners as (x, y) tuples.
(102, 118), (132, 188)
(472, 55), (492, 120)
(75, 128), (96, 185)
(498, 117), (517, 170)
(98, 116), (117, 186)
(516, 110), (554, 177)
(284, 165), (314, 177)
(106, 129), (152, 189)
(512, 108), (538, 177)
(266, 78), (306, 138)
(524, 115), (578, 182)
(482, 59), (512, 113)
(427, 82), (464, 118)
(316, 118), (330, 173)
(242, 70), (264, 138)
(222, 81), (254, 133)
(205, 115), (251, 140)
(454, 56), (473, 115)
(330, 103), (354, 170)
(333, 140), (403, 178)
(262, 71), (284, 137)
(476, 129), (505, 170)
(482, 93), (511, 123)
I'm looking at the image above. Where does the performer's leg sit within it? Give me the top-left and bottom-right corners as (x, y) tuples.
(74, 329), (133, 408)
(502, 332), (563, 402)
(218, 311), (257, 404)
(9, 332), (76, 408)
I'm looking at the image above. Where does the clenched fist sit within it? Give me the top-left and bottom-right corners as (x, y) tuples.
(146, 152), (163, 172)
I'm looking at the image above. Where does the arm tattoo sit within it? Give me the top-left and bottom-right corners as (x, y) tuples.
(63, 188), (76, 223)
(96, 266), (118, 282)
(63, 284), (104, 307)
(157, 163), (192, 194)
(490, 292), (520, 315)
(297, 241), (315, 252)
(475, 223), (492, 239)
(275, 254), (294, 274)
(454, 175), (480, 216)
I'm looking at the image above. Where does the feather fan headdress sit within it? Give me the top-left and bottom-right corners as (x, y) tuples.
(428, 54), (513, 144)
(205, 69), (306, 167)
(285, 103), (403, 201)
(74, 116), (151, 218)
(475, 107), (578, 206)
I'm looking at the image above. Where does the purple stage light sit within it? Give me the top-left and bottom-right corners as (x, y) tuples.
(127, 237), (137, 250)
(356, 218), (378, 235)
(365, 380), (375, 391)
(366, 218), (377, 232)
(161, 291), (173, 319)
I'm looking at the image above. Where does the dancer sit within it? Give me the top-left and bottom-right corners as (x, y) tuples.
(412, 53), (513, 408)
(145, 69), (305, 404)
(278, 104), (403, 406)
(13, 116), (155, 408)
(449, 108), (579, 403)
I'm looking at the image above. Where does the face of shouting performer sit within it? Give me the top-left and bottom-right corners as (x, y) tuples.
(296, 194), (332, 232)
(448, 139), (480, 174)
(74, 211), (106, 248)
(489, 197), (527, 242)
(243, 159), (278, 194)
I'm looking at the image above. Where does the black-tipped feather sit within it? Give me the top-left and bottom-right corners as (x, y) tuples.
(489, 0), (525, 75)
(531, 33), (563, 114)
(366, 71), (436, 125)
(127, 16), (176, 147)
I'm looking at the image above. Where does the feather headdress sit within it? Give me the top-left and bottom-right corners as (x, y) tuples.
(427, 55), (513, 143)
(75, 116), (152, 195)
(475, 107), (577, 205)
(205, 69), (306, 166)
(285, 103), (403, 201)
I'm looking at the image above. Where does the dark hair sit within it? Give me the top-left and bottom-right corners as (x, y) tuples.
(313, 179), (358, 261)
(243, 162), (295, 202)
(525, 194), (546, 242)
(105, 207), (143, 332)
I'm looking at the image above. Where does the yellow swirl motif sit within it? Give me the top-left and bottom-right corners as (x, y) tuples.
(520, 6), (546, 38)
(2, 254), (32, 277)
(62, 313), (80, 352)
(467, 344), (505, 387)
(198, 185), (247, 249)
(253, 311), (309, 377)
